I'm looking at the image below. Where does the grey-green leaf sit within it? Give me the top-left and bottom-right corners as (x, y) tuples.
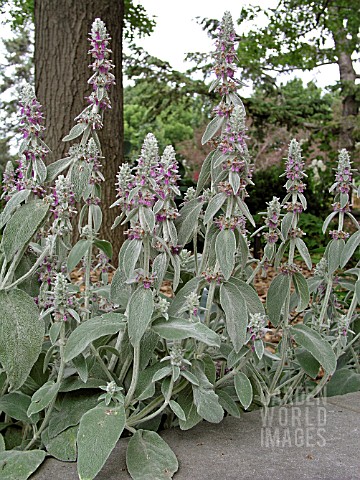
(176, 198), (204, 246)
(234, 372), (253, 410)
(27, 381), (60, 416)
(326, 238), (345, 275)
(192, 385), (224, 423)
(227, 277), (265, 315)
(216, 228), (236, 281)
(293, 272), (310, 312)
(128, 286), (154, 346)
(340, 230), (360, 268)
(266, 274), (291, 326)
(64, 313), (125, 362)
(201, 115), (224, 145)
(1, 200), (49, 262)
(169, 400), (186, 421)
(0, 189), (30, 229)
(0, 289), (44, 391)
(295, 238), (312, 270)
(62, 122), (87, 142)
(290, 324), (336, 374)
(77, 404), (126, 480)
(0, 450), (46, 480)
(152, 317), (220, 347)
(126, 430), (178, 480)
(46, 156), (74, 182)
(295, 347), (320, 379)
(220, 282), (248, 352)
(42, 425), (77, 462)
(203, 192), (226, 225)
(67, 239), (92, 273)
(119, 239), (142, 279)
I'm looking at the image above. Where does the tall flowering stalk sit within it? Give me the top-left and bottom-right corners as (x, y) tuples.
(59, 18), (115, 321)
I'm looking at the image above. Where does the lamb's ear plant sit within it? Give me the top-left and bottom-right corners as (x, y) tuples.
(0, 11), (359, 480)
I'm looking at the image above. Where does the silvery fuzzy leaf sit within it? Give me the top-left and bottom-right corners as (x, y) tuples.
(166, 219), (178, 246)
(176, 198), (204, 246)
(281, 212), (293, 241)
(289, 324), (336, 374)
(213, 152), (234, 169)
(1, 199), (49, 263)
(294, 347), (320, 379)
(340, 230), (360, 268)
(62, 122), (88, 142)
(64, 313), (126, 362)
(237, 232), (250, 270)
(227, 346), (249, 369)
(128, 286), (154, 346)
(195, 150), (214, 195)
(228, 92), (245, 107)
(340, 192), (349, 209)
(326, 238), (345, 275)
(152, 317), (220, 347)
(169, 253), (181, 292)
(152, 253), (168, 291)
(227, 277), (265, 315)
(208, 77), (220, 93)
(67, 239), (92, 273)
(48, 392), (99, 439)
(295, 237), (312, 270)
(216, 228), (236, 281)
(234, 372), (253, 410)
(72, 354), (89, 383)
(274, 241), (286, 270)
(254, 339), (264, 360)
(153, 199), (164, 215)
(192, 384), (224, 423)
(91, 130), (102, 155)
(0, 392), (35, 424)
(92, 204), (102, 233)
(27, 381), (60, 416)
(77, 404), (126, 480)
(46, 156), (74, 183)
(0, 189), (30, 229)
(33, 157), (47, 183)
(0, 450), (46, 480)
(70, 160), (92, 202)
(152, 366), (172, 382)
(236, 197), (256, 227)
(0, 289), (44, 391)
(42, 425), (77, 462)
(110, 267), (131, 307)
(201, 115), (225, 145)
(119, 238), (142, 280)
(298, 193), (307, 210)
(139, 206), (155, 233)
(293, 272), (310, 312)
(217, 389), (241, 417)
(229, 170), (240, 194)
(93, 239), (112, 259)
(168, 276), (203, 317)
(322, 211), (337, 234)
(203, 192), (227, 225)
(169, 400), (186, 421)
(177, 385), (202, 431)
(266, 273), (291, 327)
(126, 430), (178, 480)
(220, 282), (248, 352)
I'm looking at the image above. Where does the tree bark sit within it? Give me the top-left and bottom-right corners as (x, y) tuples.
(34, 0), (124, 260)
(333, 32), (359, 152)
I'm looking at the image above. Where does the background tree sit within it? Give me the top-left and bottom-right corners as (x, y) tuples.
(0, 0), (155, 257)
(195, 0), (359, 152)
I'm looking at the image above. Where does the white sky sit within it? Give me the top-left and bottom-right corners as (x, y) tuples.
(128, 0), (341, 94)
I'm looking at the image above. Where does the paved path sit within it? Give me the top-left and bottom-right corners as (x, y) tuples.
(31, 392), (360, 480)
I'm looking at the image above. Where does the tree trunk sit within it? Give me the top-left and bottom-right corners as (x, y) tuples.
(34, 0), (125, 260)
(333, 32), (359, 152)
